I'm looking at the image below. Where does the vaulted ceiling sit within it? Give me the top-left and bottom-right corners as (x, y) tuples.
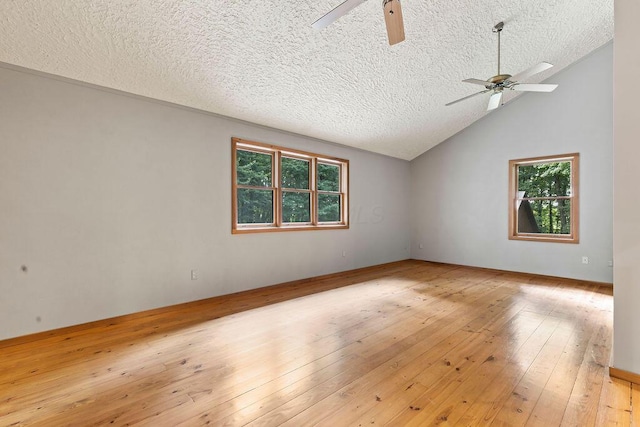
(0, 1), (613, 160)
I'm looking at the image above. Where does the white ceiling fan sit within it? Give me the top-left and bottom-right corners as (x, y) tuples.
(446, 22), (558, 111)
(312, 0), (405, 46)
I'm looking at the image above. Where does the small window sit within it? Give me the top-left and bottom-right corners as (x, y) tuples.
(232, 138), (349, 233)
(508, 153), (579, 243)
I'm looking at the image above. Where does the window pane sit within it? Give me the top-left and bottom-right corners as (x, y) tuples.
(517, 162), (571, 197)
(282, 191), (311, 223)
(281, 157), (309, 189)
(237, 189), (273, 224)
(318, 194), (341, 222)
(318, 163), (340, 192)
(517, 199), (571, 234)
(236, 150), (272, 187)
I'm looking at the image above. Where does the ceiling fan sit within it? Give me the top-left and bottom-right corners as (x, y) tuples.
(446, 22), (558, 111)
(312, 0), (405, 46)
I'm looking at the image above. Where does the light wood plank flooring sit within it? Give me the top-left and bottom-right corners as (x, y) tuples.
(0, 260), (635, 426)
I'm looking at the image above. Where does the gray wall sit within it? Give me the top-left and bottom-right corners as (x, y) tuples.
(0, 41), (618, 342)
(410, 42), (613, 283)
(613, 1), (640, 376)
(0, 65), (411, 341)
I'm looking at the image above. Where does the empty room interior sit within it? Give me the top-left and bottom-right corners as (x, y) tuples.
(1, 1), (639, 426)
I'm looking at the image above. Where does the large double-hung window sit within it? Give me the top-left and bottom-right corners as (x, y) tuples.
(232, 138), (349, 233)
(508, 153), (579, 243)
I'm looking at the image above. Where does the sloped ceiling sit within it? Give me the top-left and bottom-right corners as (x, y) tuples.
(0, 1), (612, 160)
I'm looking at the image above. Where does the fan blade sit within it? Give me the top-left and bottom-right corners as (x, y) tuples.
(487, 91), (503, 110)
(462, 78), (492, 87)
(445, 89), (491, 106)
(312, 0), (367, 30)
(383, 0), (405, 45)
(512, 83), (558, 92)
(510, 62), (553, 83)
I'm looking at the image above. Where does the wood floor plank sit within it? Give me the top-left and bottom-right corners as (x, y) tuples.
(245, 307), (494, 425)
(560, 323), (614, 426)
(595, 376), (632, 426)
(632, 383), (640, 427)
(325, 287), (534, 427)
(0, 260), (623, 427)
(254, 277), (519, 426)
(526, 292), (610, 426)
(381, 311), (541, 426)
(417, 314), (561, 427)
(489, 321), (574, 426)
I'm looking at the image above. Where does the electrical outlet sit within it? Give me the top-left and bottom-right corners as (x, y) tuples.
(191, 269), (198, 280)
(608, 260), (613, 267)
(581, 256), (589, 265)
(419, 244), (424, 249)
(342, 251), (347, 257)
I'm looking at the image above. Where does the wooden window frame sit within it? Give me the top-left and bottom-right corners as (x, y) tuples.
(508, 153), (579, 243)
(232, 138), (349, 234)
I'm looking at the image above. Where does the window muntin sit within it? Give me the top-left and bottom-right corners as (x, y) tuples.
(509, 153), (579, 243)
(232, 138), (349, 233)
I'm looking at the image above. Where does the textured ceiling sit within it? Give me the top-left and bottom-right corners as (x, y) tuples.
(0, 0), (612, 160)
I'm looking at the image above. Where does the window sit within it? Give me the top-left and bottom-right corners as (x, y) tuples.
(232, 138), (349, 233)
(508, 153), (579, 243)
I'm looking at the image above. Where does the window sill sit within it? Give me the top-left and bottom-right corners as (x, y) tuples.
(232, 224), (349, 234)
(509, 234), (579, 244)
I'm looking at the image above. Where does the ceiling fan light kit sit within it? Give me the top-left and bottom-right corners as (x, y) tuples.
(446, 22), (558, 111)
(313, 0), (405, 46)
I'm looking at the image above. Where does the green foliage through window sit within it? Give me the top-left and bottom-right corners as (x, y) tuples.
(517, 161), (572, 235)
(318, 194), (341, 222)
(318, 163), (340, 191)
(237, 189), (273, 224)
(510, 154), (578, 243)
(236, 150), (272, 187)
(233, 139), (348, 232)
(281, 157), (310, 189)
(282, 192), (311, 223)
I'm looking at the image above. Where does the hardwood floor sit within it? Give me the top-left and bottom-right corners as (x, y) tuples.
(0, 260), (636, 426)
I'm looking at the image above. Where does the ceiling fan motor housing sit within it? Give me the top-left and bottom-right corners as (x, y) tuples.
(487, 74), (513, 89)
(489, 74), (511, 84)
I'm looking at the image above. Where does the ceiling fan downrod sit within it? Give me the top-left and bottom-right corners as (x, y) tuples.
(493, 22), (504, 77)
